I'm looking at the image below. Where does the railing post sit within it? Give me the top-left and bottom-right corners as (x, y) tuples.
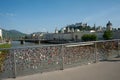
(13, 49), (16, 78)
(94, 42), (98, 63)
(60, 45), (64, 70)
(118, 40), (120, 57)
(20, 40), (25, 45)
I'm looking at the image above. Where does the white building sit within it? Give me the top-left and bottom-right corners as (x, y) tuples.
(55, 27), (59, 33)
(0, 28), (2, 39)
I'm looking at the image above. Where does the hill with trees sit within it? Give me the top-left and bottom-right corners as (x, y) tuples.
(2, 29), (26, 40)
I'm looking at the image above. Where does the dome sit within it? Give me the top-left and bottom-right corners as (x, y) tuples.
(107, 21), (112, 26)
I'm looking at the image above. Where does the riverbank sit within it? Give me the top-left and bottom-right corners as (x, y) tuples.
(17, 39), (80, 45)
(0, 43), (11, 48)
(40, 40), (74, 44)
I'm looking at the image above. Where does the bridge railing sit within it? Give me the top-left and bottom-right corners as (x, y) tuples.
(0, 39), (120, 79)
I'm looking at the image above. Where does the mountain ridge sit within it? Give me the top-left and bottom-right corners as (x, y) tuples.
(2, 29), (26, 40)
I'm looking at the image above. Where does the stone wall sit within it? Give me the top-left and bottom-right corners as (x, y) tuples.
(45, 32), (104, 41)
(113, 31), (120, 39)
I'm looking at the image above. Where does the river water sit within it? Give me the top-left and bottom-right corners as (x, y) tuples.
(11, 41), (43, 48)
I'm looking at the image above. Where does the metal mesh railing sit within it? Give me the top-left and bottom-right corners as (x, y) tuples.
(63, 44), (95, 68)
(12, 46), (62, 77)
(96, 40), (118, 60)
(0, 48), (15, 78)
(0, 39), (120, 79)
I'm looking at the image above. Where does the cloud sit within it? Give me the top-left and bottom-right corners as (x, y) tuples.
(6, 13), (15, 16)
(0, 13), (15, 17)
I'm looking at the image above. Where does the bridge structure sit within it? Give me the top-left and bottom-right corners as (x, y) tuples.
(16, 39), (47, 44)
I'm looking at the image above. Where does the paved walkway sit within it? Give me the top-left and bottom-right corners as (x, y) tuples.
(2, 58), (120, 80)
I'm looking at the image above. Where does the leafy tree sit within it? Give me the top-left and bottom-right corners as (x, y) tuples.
(82, 34), (97, 41)
(118, 28), (120, 30)
(103, 30), (113, 40)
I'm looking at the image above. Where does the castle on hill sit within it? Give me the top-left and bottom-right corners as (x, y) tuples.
(55, 21), (113, 34)
(26, 21), (120, 42)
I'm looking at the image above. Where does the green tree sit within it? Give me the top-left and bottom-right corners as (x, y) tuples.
(118, 28), (120, 30)
(103, 30), (113, 40)
(82, 34), (97, 41)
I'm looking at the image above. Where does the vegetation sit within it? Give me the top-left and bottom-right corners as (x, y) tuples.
(0, 44), (11, 72)
(103, 30), (113, 40)
(81, 34), (97, 41)
(0, 43), (11, 48)
(0, 50), (8, 72)
(2, 29), (26, 40)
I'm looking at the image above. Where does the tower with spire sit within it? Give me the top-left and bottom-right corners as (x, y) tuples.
(106, 21), (112, 31)
(55, 27), (58, 33)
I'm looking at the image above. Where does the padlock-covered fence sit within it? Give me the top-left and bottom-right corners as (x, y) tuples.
(0, 40), (120, 79)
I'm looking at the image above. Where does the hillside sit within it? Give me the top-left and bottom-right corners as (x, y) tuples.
(2, 29), (26, 40)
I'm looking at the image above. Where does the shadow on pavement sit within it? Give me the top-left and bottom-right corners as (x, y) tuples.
(105, 60), (120, 62)
(100, 56), (120, 62)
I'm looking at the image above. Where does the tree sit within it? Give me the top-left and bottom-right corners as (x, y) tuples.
(0, 36), (1, 39)
(81, 34), (97, 41)
(118, 28), (120, 30)
(103, 30), (113, 40)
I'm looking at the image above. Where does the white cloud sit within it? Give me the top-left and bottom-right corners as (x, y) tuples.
(0, 13), (15, 17)
(6, 13), (15, 16)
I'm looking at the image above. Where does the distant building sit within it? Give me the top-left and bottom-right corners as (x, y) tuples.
(97, 26), (102, 32)
(58, 22), (89, 34)
(106, 21), (112, 31)
(75, 22), (82, 27)
(27, 32), (45, 39)
(55, 27), (58, 33)
(82, 23), (87, 27)
(0, 28), (2, 39)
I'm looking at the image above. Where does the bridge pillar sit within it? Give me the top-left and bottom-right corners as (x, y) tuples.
(20, 40), (25, 45)
(38, 40), (40, 44)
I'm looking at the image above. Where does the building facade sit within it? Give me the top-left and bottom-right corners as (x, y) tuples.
(0, 28), (2, 39)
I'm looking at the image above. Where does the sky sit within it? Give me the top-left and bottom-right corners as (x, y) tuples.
(0, 0), (120, 34)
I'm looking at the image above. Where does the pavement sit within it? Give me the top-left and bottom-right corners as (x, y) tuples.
(2, 57), (120, 80)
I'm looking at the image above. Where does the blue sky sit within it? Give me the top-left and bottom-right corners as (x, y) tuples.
(0, 0), (120, 33)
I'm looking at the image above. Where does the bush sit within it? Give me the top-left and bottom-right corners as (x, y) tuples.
(0, 44), (11, 48)
(0, 44), (11, 72)
(82, 34), (97, 41)
(103, 30), (113, 40)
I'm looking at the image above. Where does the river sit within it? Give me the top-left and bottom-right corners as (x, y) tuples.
(11, 41), (43, 48)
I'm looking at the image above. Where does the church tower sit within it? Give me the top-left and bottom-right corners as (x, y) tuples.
(106, 21), (112, 31)
(55, 27), (58, 33)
